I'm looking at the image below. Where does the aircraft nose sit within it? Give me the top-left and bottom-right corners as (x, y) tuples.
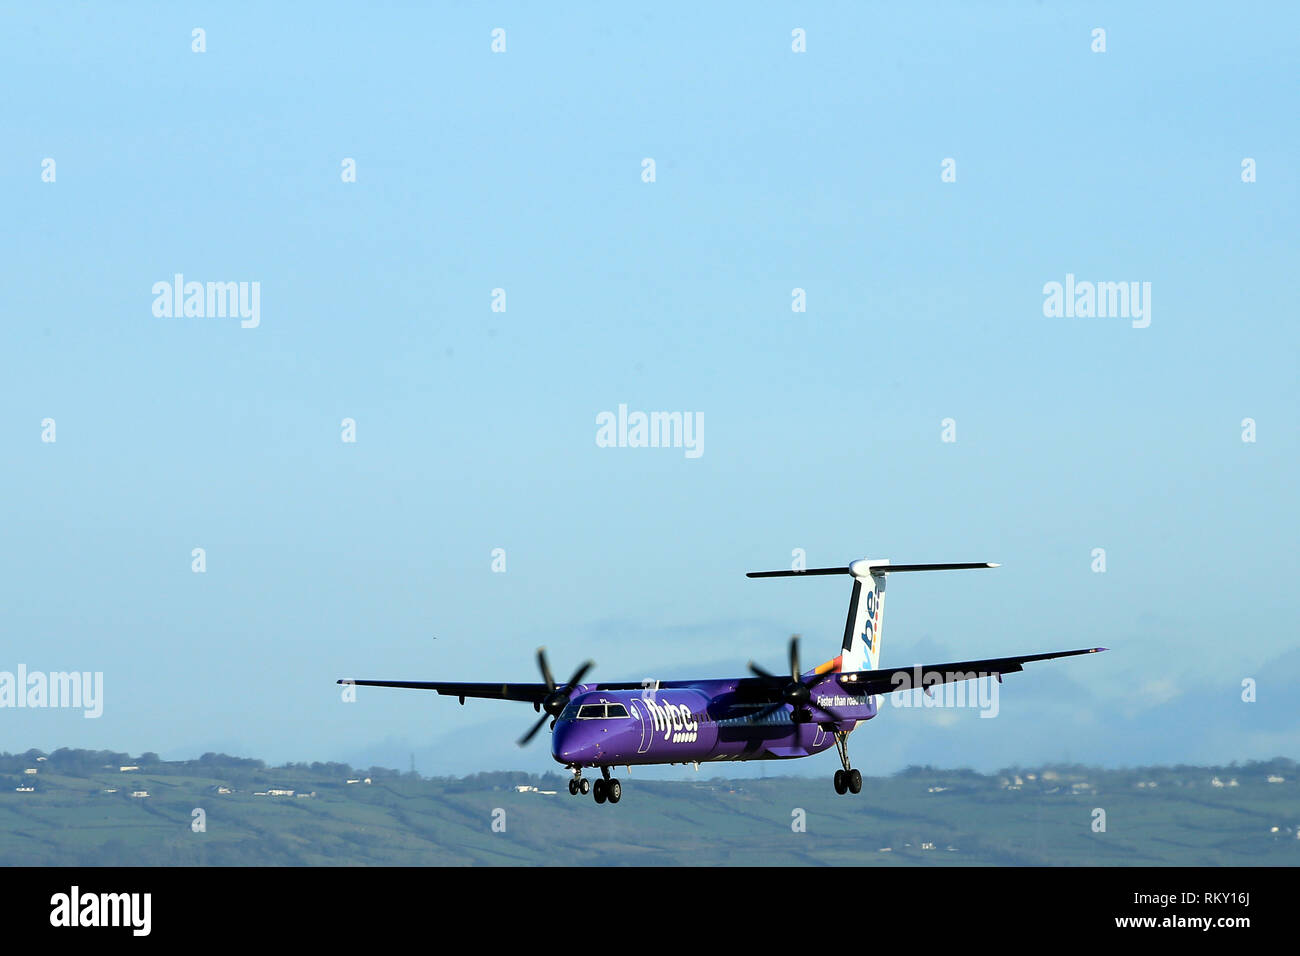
(551, 716), (640, 762)
(551, 720), (583, 759)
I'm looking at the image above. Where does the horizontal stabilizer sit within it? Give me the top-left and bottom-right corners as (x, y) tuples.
(873, 562), (999, 573)
(748, 562), (997, 579)
(746, 567), (849, 578)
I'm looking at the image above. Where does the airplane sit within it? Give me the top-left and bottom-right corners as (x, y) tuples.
(338, 559), (1106, 805)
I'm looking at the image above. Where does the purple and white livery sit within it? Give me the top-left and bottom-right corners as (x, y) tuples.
(340, 559), (1105, 805)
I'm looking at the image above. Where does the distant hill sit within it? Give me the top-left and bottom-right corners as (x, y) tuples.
(1, 749), (1296, 865)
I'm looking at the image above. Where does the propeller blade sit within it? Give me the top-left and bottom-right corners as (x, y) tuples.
(748, 661), (779, 682)
(517, 712), (549, 747)
(562, 660), (594, 691)
(536, 647), (556, 693)
(789, 635), (801, 682)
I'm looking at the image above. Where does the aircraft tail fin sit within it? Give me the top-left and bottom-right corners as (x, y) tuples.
(839, 560), (889, 672)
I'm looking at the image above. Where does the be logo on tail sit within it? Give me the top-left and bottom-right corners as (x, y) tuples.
(862, 590), (878, 652)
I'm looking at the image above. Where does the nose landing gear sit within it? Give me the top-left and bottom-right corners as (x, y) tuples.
(567, 768), (590, 796)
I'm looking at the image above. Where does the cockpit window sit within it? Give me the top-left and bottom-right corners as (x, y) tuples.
(573, 701), (632, 719)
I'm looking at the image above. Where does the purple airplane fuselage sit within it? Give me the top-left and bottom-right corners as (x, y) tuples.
(550, 675), (878, 768)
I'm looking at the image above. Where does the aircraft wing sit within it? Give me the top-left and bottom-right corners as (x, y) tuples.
(336, 679), (552, 704)
(838, 646), (1106, 696)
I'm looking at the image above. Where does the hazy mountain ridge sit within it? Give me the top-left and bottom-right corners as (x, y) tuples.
(1, 749), (1296, 866)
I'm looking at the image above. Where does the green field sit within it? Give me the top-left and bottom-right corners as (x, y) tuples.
(1, 751), (1296, 865)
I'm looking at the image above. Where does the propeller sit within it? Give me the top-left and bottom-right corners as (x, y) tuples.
(748, 634), (814, 721)
(517, 647), (594, 746)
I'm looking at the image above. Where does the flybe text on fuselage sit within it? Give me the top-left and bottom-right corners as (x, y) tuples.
(642, 696), (699, 743)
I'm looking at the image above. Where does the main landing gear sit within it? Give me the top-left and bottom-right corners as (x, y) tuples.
(831, 731), (863, 795)
(590, 766), (622, 805)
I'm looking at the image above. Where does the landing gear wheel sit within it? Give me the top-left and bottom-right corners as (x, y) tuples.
(607, 779), (622, 804)
(848, 769), (862, 794)
(568, 778), (578, 795)
(833, 769), (848, 795)
(579, 778), (590, 795)
(593, 778), (607, 803)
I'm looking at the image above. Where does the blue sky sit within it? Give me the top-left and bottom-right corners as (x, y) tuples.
(2, 3), (1296, 777)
